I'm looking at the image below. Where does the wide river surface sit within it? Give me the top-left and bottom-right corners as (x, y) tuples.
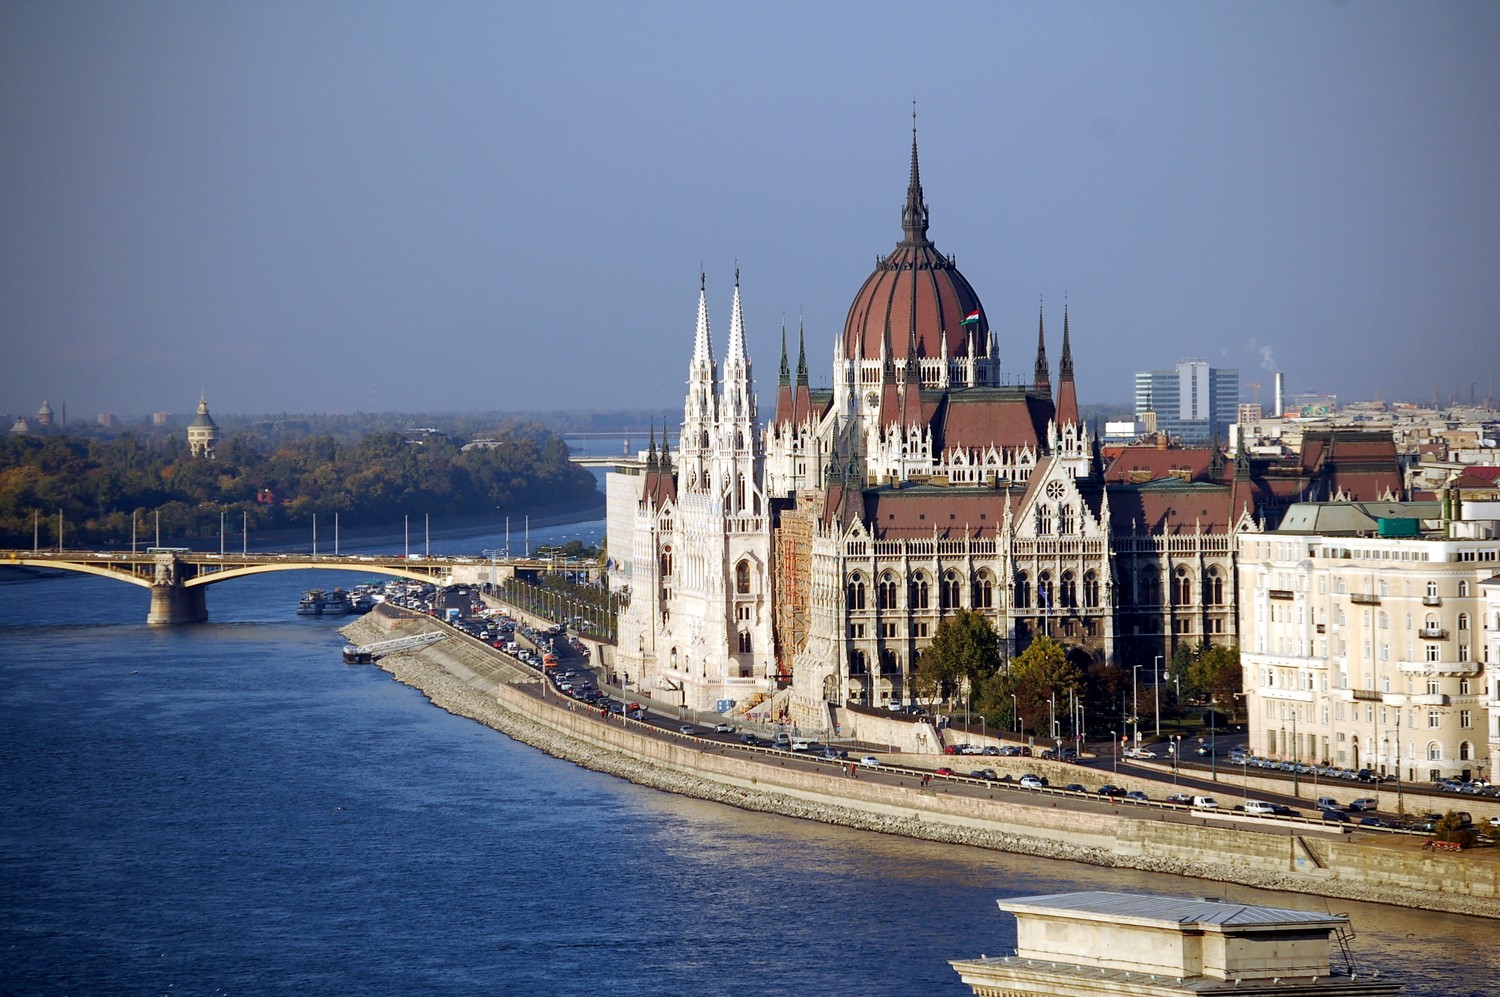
(2, 519), (1495, 995)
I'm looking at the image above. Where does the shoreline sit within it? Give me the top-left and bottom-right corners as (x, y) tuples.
(342, 615), (1500, 921)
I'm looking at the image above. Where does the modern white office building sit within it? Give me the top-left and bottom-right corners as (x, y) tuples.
(1134, 359), (1239, 444)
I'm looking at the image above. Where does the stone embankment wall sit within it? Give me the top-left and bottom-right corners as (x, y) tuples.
(342, 614), (1500, 919)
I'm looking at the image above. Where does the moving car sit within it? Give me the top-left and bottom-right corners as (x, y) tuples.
(860, 756), (881, 768)
(1348, 798), (1378, 812)
(1019, 774), (1047, 789)
(1192, 796), (1220, 810)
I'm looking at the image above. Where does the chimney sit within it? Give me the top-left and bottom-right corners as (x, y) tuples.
(1273, 372), (1284, 418)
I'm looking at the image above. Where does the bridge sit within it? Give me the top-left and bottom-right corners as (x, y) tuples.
(1, 548), (597, 624)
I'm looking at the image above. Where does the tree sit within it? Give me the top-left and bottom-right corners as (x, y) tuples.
(914, 609), (1002, 708)
(1191, 644), (1242, 708)
(976, 634), (1080, 737)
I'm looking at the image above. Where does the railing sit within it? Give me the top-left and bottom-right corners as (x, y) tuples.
(1423, 595), (1443, 606)
(1350, 593), (1380, 605)
(1268, 589), (1294, 600)
(1419, 626), (1449, 639)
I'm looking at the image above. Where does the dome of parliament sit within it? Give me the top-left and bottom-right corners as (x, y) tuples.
(842, 132), (988, 365)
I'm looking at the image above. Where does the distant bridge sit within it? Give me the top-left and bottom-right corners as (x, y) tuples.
(1, 549), (596, 624)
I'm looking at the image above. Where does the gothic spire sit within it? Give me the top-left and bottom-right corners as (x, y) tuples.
(900, 104), (931, 247)
(795, 321), (809, 387)
(1055, 301), (1079, 427)
(1032, 301), (1051, 395)
(691, 270), (713, 368)
(778, 324), (790, 387)
(1059, 302), (1074, 381)
(725, 264), (747, 365)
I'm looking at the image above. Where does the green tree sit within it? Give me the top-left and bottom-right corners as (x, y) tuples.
(914, 609), (1002, 707)
(976, 634), (1080, 737)
(1191, 644), (1243, 709)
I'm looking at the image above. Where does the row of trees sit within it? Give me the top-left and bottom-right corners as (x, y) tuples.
(913, 609), (1242, 739)
(0, 423), (600, 547)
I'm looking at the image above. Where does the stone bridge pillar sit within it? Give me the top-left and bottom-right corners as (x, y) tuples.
(147, 554), (207, 624)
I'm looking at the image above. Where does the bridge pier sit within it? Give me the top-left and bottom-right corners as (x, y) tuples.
(148, 582), (207, 624)
(147, 553), (207, 625)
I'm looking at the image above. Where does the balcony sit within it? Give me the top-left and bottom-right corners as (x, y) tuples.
(1351, 593), (1381, 605)
(1419, 626), (1449, 639)
(1398, 659), (1479, 677)
(1423, 595), (1443, 606)
(1315, 623), (1327, 634)
(1268, 589), (1294, 601)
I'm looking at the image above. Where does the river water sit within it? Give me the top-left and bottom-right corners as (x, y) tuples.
(1, 519), (1494, 996)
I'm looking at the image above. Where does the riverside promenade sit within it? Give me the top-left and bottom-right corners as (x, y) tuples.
(341, 610), (1500, 920)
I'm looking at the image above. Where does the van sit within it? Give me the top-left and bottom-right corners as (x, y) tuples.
(1243, 800), (1276, 816)
(1316, 796), (1341, 811)
(772, 732), (791, 749)
(1191, 796), (1220, 810)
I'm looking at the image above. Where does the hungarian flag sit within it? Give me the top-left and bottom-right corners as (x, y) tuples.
(962, 309), (980, 325)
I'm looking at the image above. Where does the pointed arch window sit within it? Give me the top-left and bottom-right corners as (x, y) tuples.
(973, 572), (994, 609)
(847, 575), (866, 611)
(1060, 571), (1077, 610)
(941, 570), (962, 610)
(1015, 573), (1031, 610)
(1206, 566), (1224, 606)
(878, 573), (898, 610)
(736, 475), (746, 510)
(1173, 566), (1193, 607)
(736, 559), (751, 595)
(1035, 505), (1052, 535)
(909, 572), (929, 610)
(1037, 572), (1053, 612)
(738, 630), (752, 654)
(1139, 569), (1159, 607)
(1083, 570), (1100, 609)
(1058, 504), (1075, 535)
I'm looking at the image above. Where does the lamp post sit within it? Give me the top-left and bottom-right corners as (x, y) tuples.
(1154, 654), (1163, 737)
(1132, 664), (1141, 748)
(1110, 729), (1118, 773)
(1291, 704), (1299, 797)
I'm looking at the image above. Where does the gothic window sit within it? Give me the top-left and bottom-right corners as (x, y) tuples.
(878, 573), (898, 610)
(736, 475), (745, 509)
(910, 573), (929, 610)
(1207, 567), (1224, 605)
(1139, 569), (1159, 607)
(1037, 572), (1053, 612)
(879, 648), (897, 673)
(941, 570), (961, 610)
(1060, 571), (1077, 609)
(659, 546), (674, 603)
(1083, 571), (1100, 609)
(737, 559), (751, 595)
(850, 649), (867, 674)
(973, 572), (994, 609)
(1035, 505), (1052, 535)
(1058, 504), (1075, 535)
(738, 630), (752, 653)
(670, 647), (679, 670)
(847, 576), (866, 611)
(1014, 573), (1031, 610)
(1173, 566), (1193, 607)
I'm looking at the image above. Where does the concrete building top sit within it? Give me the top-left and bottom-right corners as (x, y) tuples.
(1001, 891), (1345, 929)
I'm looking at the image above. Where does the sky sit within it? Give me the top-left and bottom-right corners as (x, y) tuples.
(2, 1), (1498, 421)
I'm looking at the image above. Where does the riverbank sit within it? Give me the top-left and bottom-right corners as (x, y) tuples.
(342, 614), (1500, 920)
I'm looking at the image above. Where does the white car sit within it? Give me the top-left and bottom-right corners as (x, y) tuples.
(1019, 774), (1046, 789)
(1127, 747), (1157, 759)
(713, 722), (733, 733)
(860, 756), (881, 767)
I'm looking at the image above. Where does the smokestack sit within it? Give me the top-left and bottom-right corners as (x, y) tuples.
(1273, 372), (1284, 418)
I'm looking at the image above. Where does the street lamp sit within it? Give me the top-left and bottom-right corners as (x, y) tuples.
(1132, 664), (1141, 747)
(1110, 729), (1118, 773)
(1154, 654), (1163, 737)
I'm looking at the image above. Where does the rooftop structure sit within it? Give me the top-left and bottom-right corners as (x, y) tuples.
(951, 891), (1401, 996)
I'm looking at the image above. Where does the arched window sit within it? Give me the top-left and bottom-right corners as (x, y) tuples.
(1427, 741), (1443, 761)
(736, 475), (745, 510)
(849, 649), (867, 674)
(1014, 573), (1031, 610)
(738, 630), (752, 653)
(1083, 571), (1100, 609)
(1058, 504), (1075, 535)
(660, 546), (674, 603)
(941, 570), (961, 610)
(878, 573), (898, 610)
(1174, 566), (1193, 607)
(736, 559), (751, 595)
(1460, 740), (1473, 761)
(1060, 571), (1077, 609)
(1139, 569), (1159, 607)
(973, 572), (994, 609)
(1458, 580), (1470, 597)
(1426, 580), (1439, 599)
(847, 576), (865, 610)
(1458, 613), (1470, 631)
(670, 647), (679, 670)
(1037, 572), (1053, 612)
(1207, 567), (1224, 605)
(909, 573), (929, 610)
(1035, 505), (1052, 535)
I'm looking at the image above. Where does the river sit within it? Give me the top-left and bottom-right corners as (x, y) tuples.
(1, 519), (1494, 995)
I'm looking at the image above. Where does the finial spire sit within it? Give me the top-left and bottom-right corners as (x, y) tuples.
(1033, 299), (1051, 394)
(901, 104), (930, 246)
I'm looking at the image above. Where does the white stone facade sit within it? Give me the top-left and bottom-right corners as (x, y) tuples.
(1238, 515), (1500, 783)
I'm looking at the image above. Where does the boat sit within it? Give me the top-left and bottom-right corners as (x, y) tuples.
(342, 644), (374, 664)
(297, 588), (354, 616)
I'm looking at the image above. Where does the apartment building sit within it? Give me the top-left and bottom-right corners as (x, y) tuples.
(1239, 500), (1499, 784)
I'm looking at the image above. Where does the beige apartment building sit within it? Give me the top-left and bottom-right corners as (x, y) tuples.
(1239, 500), (1499, 785)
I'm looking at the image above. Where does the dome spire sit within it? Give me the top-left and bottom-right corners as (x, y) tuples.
(901, 102), (930, 247)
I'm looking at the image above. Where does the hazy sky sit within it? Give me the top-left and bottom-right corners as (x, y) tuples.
(3, 1), (1497, 420)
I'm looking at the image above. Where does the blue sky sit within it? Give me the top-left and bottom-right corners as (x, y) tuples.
(3, 1), (1497, 419)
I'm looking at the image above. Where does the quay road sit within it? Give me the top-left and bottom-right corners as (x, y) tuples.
(425, 612), (1484, 848)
